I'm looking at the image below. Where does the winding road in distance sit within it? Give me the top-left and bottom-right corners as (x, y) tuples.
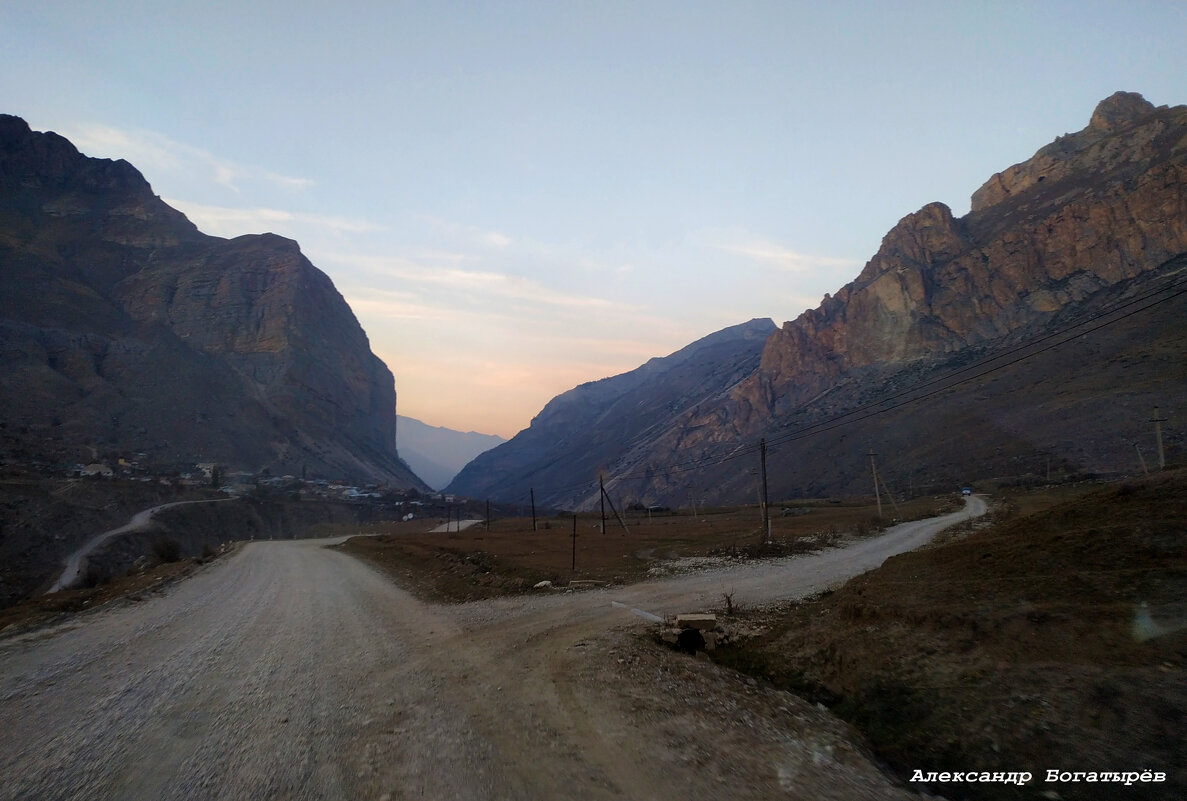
(1, 497), (985, 801)
(47, 498), (237, 594)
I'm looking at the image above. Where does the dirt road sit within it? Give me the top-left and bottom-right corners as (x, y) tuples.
(47, 498), (236, 594)
(0, 498), (984, 800)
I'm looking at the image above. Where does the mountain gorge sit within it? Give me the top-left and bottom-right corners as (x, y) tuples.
(0, 114), (426, 487)
(452, 92), (1187, 510)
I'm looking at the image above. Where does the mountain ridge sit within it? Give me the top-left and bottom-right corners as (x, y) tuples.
(451, 92), (1186, 509)
(0, 114), (427, 488)
(446, 317), (776, 505)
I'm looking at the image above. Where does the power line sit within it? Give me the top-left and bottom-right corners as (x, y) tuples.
(497, 269), (1187, 503)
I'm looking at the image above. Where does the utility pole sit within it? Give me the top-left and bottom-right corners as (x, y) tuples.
(571, 514), (577, 572)
(600, 480), (630, 534)
(485, 500), (491, 531)
(530, 488), (537, 532)
(759, 438), (771, 545)
(1135, 442), (1149, 476)
(1151, 406), (1167, 470)
(869, 449), (883, 518)
(600, 474), (607, 535)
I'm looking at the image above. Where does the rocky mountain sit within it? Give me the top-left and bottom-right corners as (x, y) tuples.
(447, 318), (777, 507)
(453, 92), (1187, 509)
(0, 114), (427, 487)
(395, 415), (504, 490)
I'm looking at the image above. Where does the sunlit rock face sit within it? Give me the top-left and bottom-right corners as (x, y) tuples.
(743, 92), (1187, 422)
(459, 93), (1187, 507)
(0, 114), (426, 487)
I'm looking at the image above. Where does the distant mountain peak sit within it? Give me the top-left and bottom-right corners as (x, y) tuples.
(396, 416), (504, 490)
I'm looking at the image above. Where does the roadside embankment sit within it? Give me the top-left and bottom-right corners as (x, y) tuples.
(82, 494), (368, 585)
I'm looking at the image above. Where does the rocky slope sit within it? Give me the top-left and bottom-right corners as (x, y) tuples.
(446, 318), (776, 508)
(456, 92), (1187, 508)
(745, 91), (1186, 417)
(0, 114), (426, 487)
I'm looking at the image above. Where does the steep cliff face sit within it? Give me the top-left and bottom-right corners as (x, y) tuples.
(740, 91), (1187, 423)
(463, 93), (1186, 507)
(0, 114), (425, 487)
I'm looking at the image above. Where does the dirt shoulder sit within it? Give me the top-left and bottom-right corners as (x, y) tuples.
(711, 471), (1187, 801)
(0, 542), (240, 638)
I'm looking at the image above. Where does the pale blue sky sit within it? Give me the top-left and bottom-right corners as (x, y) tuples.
(4, 1), (1184, 436)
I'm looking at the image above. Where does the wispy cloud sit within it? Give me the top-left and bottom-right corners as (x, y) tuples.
(416, 216), (513, 250)
(331, 253), (626, 312)
(719, 240), (860, 272)
(345, 289), (461, 322)
(167, 200), (384, 239)
(61, 123), (315, 194)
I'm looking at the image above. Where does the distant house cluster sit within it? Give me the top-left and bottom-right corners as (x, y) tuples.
(53, 458), (425, 505)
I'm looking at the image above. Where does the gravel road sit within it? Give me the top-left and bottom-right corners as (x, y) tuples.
(0, 497), (984, 800)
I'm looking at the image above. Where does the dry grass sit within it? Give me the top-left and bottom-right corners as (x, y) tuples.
(335, 495), (955, 603)
(712, 470), (1187, 801)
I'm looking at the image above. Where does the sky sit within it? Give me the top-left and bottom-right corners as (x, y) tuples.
(3, 1), (1185, 438)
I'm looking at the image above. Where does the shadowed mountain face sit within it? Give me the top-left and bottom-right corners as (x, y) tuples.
(452, 92), (1187, 509)
(0, 114), (426, 487)
(446, 318), (777, 507)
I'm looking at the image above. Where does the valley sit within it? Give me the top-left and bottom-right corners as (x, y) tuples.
(0, 73), (1184, 801)
(0, 496), (984, 801)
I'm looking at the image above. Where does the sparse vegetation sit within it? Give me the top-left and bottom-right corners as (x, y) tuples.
(336, 495), (954, 603)
(711, 470), (1187, 800)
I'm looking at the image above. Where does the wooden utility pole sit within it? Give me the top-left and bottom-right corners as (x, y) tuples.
(485, 500), (491, 531)
(1135, 442), (1149, 476)
(759, 438), (771, 544)
(530, 488), (537, 531)
(869, 449), (883, 518)
(571, 514), (577, 572)
(1151, 406), (1167, 470)
(600, 474), (607, 535)
(600, 480), (630, 534)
